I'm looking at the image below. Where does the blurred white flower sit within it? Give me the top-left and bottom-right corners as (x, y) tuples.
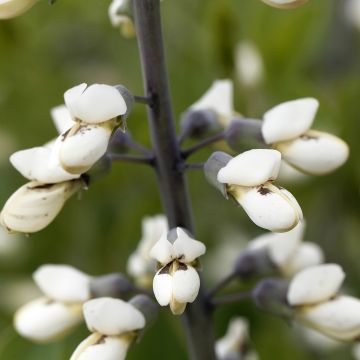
(71, 297), (145, 360)
(217, 149), (302, 232)
(353, 343), (360, 360)
(248, 221), (324, 277)
(235, 41), (264, 88)
(109, 0), (135, 38)
(215, 317), (258, 360)
(150, 227), (206, 315)
(15, 264), (91, 342)
(0, 0), (38, 19)
(345, 0), (360, 31)
(127, 214), (168, 286)
(287, 264), (360, 341)
(190, 80), (235, 127)
(277, 160), (309, 184)
(299, 326), (343, 352)
(262, 98), (349, 175)
(261, 0), (308, 9)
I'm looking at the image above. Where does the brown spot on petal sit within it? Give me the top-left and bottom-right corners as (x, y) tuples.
(177, 263), (188, 271)
(95, 336), (106, 345)
(300, 134), (318, 141)
(257, 186), (272, 196)
(159, 263), (171, 275)
(61, 128), (71, 141)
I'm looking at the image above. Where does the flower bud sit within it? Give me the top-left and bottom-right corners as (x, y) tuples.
(0, 0), (38, 19)
(261, 0), (309, 9)
(90, 273), (134, 299)
(0, 180), (82, 234)
(14, 297), (82, 343)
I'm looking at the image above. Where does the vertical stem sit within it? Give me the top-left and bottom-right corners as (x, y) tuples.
(132, 1), (216, 359)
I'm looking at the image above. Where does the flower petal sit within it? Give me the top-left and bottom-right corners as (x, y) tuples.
(64, 83), (88, 117)
(153, 268), (173, 306)
(149, 232), (174, 265)
(231, 182), (301, 232)
(51, 105), (75, 134)
(276, 130), (349, 175)
(33, 264), (91, 303)
(0, 0), (38, 19)
(14, 297), (82, 343)
(71, 333), (129, 360)
(262, 98), (318, 144)
(217, 149), (281, 187)
(288, 264), (345, 306)
(0, 180), (81, 234)
(60, 122), (113, 174)
(172, 227), (206, 263)
(172, 265), (200, 304)
(297, 296), (360, 342)
(261, 0), (308, 9)
(83, 297), (145, 336)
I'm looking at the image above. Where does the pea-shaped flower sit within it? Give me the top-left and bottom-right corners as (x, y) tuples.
(287, 264), (360, 341)
(149, 227), (206, 315)
(261, 98), (349, 175)
(14, 265), (91, 342)
(0, 0), (38, 19)
(261, 0), (308, 9)
(215, 149), (302, 232)
(70, 297), (145, 360)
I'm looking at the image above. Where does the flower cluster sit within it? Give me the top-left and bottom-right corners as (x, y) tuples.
(71, 297), (145, 360)
(0, 83), (131, 234)
(288, 264), (360, 341)
(149, 227), (206, 315)
(15, 264), (91, 342)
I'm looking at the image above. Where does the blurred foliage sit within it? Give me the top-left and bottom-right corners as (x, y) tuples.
(0, 0), (359, 359)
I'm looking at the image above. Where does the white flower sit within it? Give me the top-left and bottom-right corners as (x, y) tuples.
(0, 0), (38, 19)
(261, 98), (349, 175)
(217, 149), (302, 232)
(71, 298), (145, 360)
(108, 0), (135, 38)
(14, 298), (83, 342)
(14, 264), (92, 343)
(345, 0), (360, 31)
(235, 41), (264, 88)
(127, 214), (168, 286)
(150, 228), (206, 315)
(190, 80), (235, 127)
(64, 83), (127, 124)
(353, 343), (360, 360)
(287, 264), (345, 306)
(215, 317), (258, 360)
(0, 180), (82, 234)
(261, 0), (308, 9)
(248, 222), (324, 277)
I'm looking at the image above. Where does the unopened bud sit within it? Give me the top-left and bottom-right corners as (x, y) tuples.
(180, 110), (221, 139)
(90, 273), (134, 299)
(129, 294), (158, 328)
(115, 85), (134, 128)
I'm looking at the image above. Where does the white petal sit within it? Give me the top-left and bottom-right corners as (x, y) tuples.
(33, 265), (91, 303)
(346, 0), (360, 31)
(64, 83), (88, 117)
(190, 80), (234, 120)
(71, 333), (129, 360)
(10, 146), (79, 183)
(172, 265), (200, 304)
(83, 297), (145, 336)
(153, 269), (173, 306)
(0, 0), (38, 19)
(0, 180), (81, 234)
(276, 130), (349, 175)
(172, 227), (206, 263)
(277, 160), (309, 183)
(60, 122), (113, 174)
(284, 242), (324, 277)
(248, 222), (304, 266)
(14, 297), (82, 342)
(215, 317), (249, 359)
(217, 149), (281, 187)
(262, 98), (319, 144)
(261, 0), (308, 9)
(231, 182), (301, 232)
(50, 105), (75, 134)
(149, 232), (174, 264)
(298, 296), (360, 341)
(70, 84), (127, 124)
(288, 264), (345, 306)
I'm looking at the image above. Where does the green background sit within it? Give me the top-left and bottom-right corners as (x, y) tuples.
(0, 0), (359, 359)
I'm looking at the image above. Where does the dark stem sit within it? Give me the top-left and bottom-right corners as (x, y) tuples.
(108, 153), (154, 165)
(210, 291), (253, 307)
(134, 94), (152, 105)
(206, 271), (237, 299)
(132, 1), (217, 359)
(125, 139), (152, 156)
(182, 131), (225, 159)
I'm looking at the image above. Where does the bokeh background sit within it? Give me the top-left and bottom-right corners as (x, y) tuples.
(0, 0), (359, 358)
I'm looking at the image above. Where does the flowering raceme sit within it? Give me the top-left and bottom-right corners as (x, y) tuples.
(150, 227), (206, 315)
(215, 149), (302, 232)
(15, 264), (91, 342)
(262, 98), (349, 175)
(0, 0), (38, 19)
